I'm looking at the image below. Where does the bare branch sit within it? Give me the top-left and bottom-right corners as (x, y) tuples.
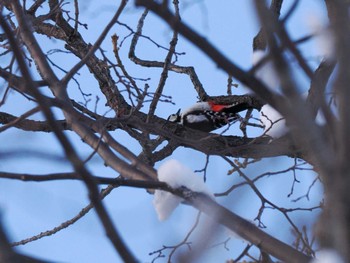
(129, 8), (208, 100)
(61, 0), (128, 86)
(147, 0), (180, 118)
(1, 6), (138, 261)
(188, 193), (312, 263)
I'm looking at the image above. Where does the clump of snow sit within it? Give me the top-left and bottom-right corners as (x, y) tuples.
(252, 50), (287, 139)
(260, 104), (287, 139)
(157, 159), (213, 195)
(310, 249), (344, 263)
(153, 159), (214, 221)
(153, 190), (182, 222)
(259, 91), (325, 139)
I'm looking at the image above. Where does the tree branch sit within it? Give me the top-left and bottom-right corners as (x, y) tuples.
(1, 4), (138, 261)
(186, 193), (312, 263)
(61, 0), (128, 85)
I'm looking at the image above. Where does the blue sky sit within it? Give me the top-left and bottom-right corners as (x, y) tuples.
(0, 1), (327, 262)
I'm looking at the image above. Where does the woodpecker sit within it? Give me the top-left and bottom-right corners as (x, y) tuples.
(168, 101), (246, 132)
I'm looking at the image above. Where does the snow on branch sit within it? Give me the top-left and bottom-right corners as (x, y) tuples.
(153, 159), (214, 221)
(253, 50), (288, 139)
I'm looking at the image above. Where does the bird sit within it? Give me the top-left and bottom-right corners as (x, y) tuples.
(168, 101), (248, 132)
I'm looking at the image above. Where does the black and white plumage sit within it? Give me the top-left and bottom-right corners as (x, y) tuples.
(168, 101), (246, 132)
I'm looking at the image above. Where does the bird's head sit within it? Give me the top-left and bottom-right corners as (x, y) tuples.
(167, 109), (181, 123)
